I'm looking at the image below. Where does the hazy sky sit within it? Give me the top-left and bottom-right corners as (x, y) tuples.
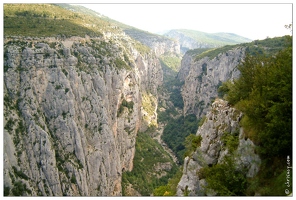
(79, 3), (292, 40)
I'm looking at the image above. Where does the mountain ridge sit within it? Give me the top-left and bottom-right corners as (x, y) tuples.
(164, 29), (252, 53)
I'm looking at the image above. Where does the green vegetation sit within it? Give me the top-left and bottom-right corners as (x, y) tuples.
(195, 45), (237, 61)
(201, 156), (248, 196)
(157, 51), (201, 165)
(198, 116), (207, 127)
(122, 132), (178, 196)
(141, 93), (156, 116)
(245, 36), (292, 56)
(114, 58), (131, 70)
(12, 166), (29, 181)
(220, 36), (292, 158)
(184, 134), (202, 158)
(161, 114), (199, 163)
(133, 40), (151, 55)
(55, 85), (62, 90)
(158, 53), (183, 110)
(71, 175), (77, 184)
(186, 48), (212, 56)
(4, 118), (15, 132)
(195, 35), (291, 61)
(218, 35), (292, 195)
(221, 131), (239, 154)
(4, 186), (10, 196)
(62, 69), (68, 76)
(166, 79), (184, 110)
(117, 99), (134, 117)
(153, 169), (183, 196)
(4, 4), (107, 37)
(159, 54), (182, 72)
(11, 181), (30, 196)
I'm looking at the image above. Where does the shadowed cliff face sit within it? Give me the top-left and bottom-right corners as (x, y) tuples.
(3, 33), (162, 196)
(179, 47), (245, 118)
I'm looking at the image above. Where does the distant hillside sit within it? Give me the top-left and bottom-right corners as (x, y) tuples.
(95, 12), (180, 56)
(58, 4), (180, 56)
(4, 3), (180, 56)
(3, 4), (115, 37)
(164, 29), (252, 53)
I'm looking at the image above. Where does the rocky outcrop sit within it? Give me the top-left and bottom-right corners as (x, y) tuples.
(180, 47), (245, 118)
(3, 32), (162, 196)
(177, 99), (261, 196)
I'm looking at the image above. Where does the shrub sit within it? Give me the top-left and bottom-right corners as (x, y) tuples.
(221, 131), (239, 153)
(71, 175), (77, 184)
(184, 134), (202, 157)
(198, 116), (207, 127)
(12, 166), (29, 180)
(117, 99), (134, 117)
(11, 181), (28, 196)
(203, 156), (247, 196)
(65, 88), (70, 94)
(4, 186), (10, 196)
(55, 85), (62, 90)
(62, 69), (68, 76)
(114, 58), (130, 70)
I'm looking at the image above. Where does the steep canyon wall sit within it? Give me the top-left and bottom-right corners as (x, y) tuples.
(3, 33), (162, 196)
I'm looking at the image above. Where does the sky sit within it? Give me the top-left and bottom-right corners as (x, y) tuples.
(78, 3), (292, 40)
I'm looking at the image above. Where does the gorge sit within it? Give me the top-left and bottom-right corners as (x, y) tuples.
(3, 3), (292, 197)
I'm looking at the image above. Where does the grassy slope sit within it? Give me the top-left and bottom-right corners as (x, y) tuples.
(4, 4), (116, 37)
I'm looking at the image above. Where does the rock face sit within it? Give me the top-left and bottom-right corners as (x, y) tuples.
(180, 47), (245, 118)
(177, 52), (194, 82)
(3, 32), (162, 196)
(177, 99), (261, 196)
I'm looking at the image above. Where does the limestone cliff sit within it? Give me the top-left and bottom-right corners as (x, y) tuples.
(180, 47), (245, 118)
(177, 99), (261, 196)
(3, 32), (162, 196)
